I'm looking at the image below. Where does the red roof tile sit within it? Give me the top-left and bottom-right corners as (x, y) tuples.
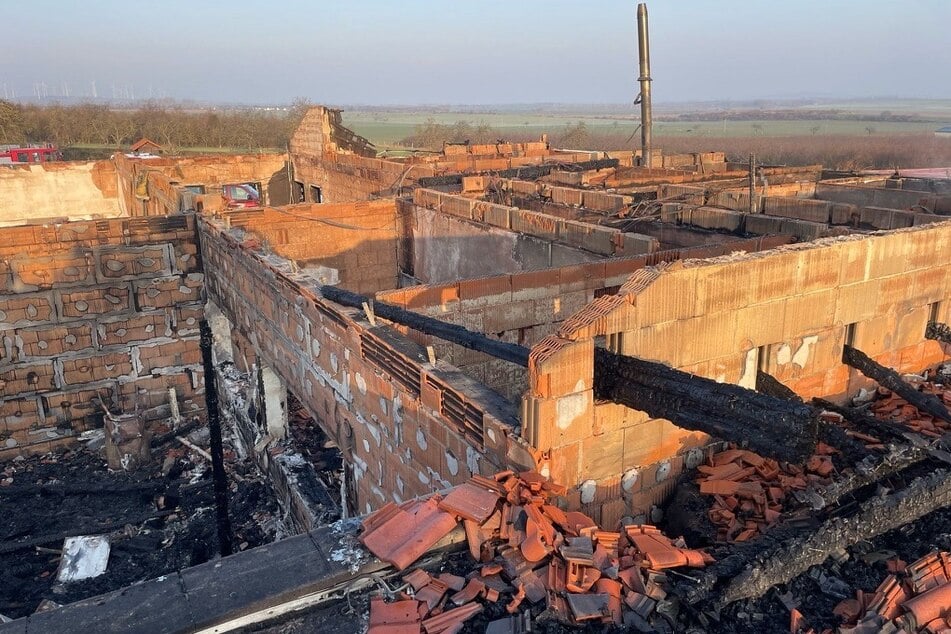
(359, 498), (458, 570)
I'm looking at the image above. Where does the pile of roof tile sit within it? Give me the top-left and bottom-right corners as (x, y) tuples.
(695, 445), (839, 542)
(869, 385), (951, 439)
(359, 470), (712, 633)
(791, 551), (951, 633)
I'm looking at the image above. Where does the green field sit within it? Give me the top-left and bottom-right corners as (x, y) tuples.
(341, 105), (951, 148)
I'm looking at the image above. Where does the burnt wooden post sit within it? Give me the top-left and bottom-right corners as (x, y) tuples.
(200, 319), (234, 557)
(842, 345), (951, 423)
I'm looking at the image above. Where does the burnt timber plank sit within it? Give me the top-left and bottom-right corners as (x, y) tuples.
(843, 345), (951, 423)
(0, 521), (388, 634)
(593, 348), (816, 463)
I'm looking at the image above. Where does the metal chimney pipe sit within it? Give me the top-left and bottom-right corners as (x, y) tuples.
(636, 3), (653, 168)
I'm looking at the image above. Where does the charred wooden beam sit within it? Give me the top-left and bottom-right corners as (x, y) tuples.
(926, 321), (951, 345)
(200, 319), (234, 557)
(755, 370), (800, 401)
(716, 468), (951, 605)
(593, 348), (816, 463)
(842, 345), (951, 423)
(320, 285), (531, 367)
(798, 442), (932, 511)
(757, 373), (868, 460)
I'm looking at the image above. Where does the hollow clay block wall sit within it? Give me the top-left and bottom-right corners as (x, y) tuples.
(523, 221), (951, 526)
(0, 215), (205, 460)
(199, 218), (533, 514)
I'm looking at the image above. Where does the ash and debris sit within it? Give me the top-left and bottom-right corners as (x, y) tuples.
(326, 518), (372, 574)
(0, 414), (284, 620)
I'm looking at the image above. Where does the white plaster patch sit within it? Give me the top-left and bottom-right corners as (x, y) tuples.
(466, 446), (480, 476)
(622, 468), (639, 492)
(792, 335), (818, 369)
(445, 451), (459, 476)
(539, 463), (550, 478)
(355, 373), (367, 395)
(579, 479), (597, 504)
(379, 398), (388, 416)
(396, 475), (405, 494)
(312, 339), (320, 357)
(418, 471), (430, 485)
(362, 438), (370, 453)
(739, 348), (758, 389)
(555, 392), (588, 430)
(486, 428), (496, 443)
(655, 461), (671, 482)
(416, 428), (428, 450)
(330, 353), (338, 373)
(366, 423), (381, 447)
(776, 343), (792, 365)
(392, 395), (402, 423)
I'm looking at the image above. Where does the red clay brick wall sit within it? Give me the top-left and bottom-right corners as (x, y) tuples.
(114, 153), (290, 217)
(526, 222), (951, 525)
(230, 201), (401, 294)
(0, 215), (205, 460)
(377, 236), (796, 403)
(199, 218), (535, 513)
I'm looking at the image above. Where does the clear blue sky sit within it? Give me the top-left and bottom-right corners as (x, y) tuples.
(4, 0), (950, 105)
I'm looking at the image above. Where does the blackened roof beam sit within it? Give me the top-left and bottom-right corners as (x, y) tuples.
(594, 348), (816, 463)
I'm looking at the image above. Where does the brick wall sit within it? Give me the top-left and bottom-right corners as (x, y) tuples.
(287, 107), (604, 205)
(0, 161), (121, 225)
(114, 153), (290, 217)
(378, 235), (796, 405)
(413, 188), (658, 260)
(227, 201), (401, 294)
(522, 221), (951, 526)
(199, 217), (535, 513)
(0, 215), (205, 460)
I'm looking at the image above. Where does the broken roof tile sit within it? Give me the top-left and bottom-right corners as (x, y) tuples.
(566, 592), (611, 621)
(359, 497), (458, 571)
(369, 597), (423, 634)
(438, 482), (501, 523)
(421, 602), (482, 634)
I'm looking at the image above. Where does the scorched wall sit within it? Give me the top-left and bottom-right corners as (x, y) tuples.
(199, 217), (534, 513)
(0, 215), (205, 460)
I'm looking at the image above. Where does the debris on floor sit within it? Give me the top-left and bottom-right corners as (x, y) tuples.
(56, 535), (111, 583)
(359, 470), (712, 632)
(795, 550), (951, 633)
(0, 415), (284, 619)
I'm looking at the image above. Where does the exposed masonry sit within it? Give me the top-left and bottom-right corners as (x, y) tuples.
(1, 105), (950, 528)
(377, 235), (794, 403)
(198, 216), (534, 513)
(0, 215), (205, 460)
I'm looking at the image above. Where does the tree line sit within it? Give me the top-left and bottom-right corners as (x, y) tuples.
(0, 99), (313, 153)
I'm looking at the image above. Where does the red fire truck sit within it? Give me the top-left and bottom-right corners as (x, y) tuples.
(0, 144), (62, 165)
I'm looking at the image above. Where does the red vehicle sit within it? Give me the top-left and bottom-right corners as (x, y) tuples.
(221, 183), (262, 209)
(0, 144), (62, 164)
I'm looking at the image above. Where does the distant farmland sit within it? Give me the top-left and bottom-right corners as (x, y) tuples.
(341, 110), (949, 148)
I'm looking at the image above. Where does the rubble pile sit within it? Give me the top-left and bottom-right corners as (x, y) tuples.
(695, 445), (837, 543)
(867, 384), (951, 439)
(696, 378), (950, 545)
(359, 470), (713, 633)
(797, 551), (951, 633)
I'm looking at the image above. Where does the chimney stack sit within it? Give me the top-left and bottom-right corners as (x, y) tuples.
(636, 3), (653, 167)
